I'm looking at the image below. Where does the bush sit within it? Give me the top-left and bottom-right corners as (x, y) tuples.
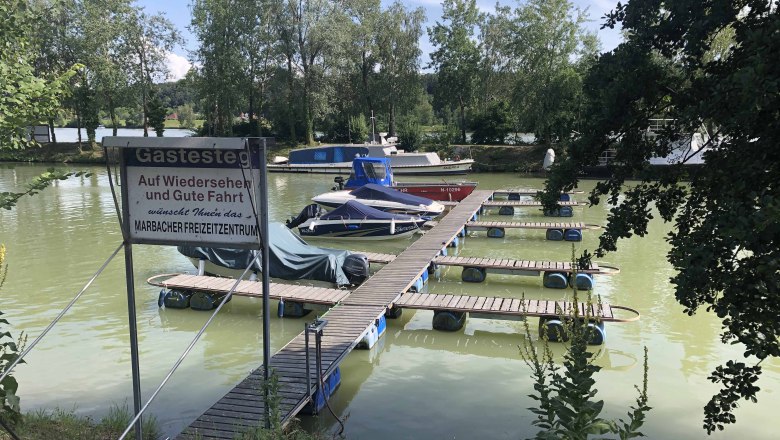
(397, 120), (423, 151)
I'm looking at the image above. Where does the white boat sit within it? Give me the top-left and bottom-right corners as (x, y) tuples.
(312, 183), (445, 217)
(267, 144), (474, 175)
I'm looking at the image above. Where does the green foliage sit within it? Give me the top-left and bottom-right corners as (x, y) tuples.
(177, 104), (196, 130)
(542, 0), (780, 432)
(428, 0), (482, 144)
(424, 124), (460, 148)
(482, 0), (596, 144)
(0, 0), (79, 150)
(520, 252), (650, 439)
(0, 404), (160, 440)
(0, 245), (24, 427)
(470, 100), (512, 144)
(147, 88), (167, 137)
(397, 120), (423, 151)
(349, 115), (369, 143)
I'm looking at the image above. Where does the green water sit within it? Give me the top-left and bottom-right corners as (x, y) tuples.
(0, 164), (777, 439)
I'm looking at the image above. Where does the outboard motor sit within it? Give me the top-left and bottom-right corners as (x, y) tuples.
(343, 253), (369, 286)
(286, 203), (323, 229)
(333, 176), (345, 190)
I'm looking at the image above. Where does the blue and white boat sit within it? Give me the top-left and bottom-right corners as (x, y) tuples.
(312, 183), (445, 217)
(267, 144), (474, 175)
(297, 200), (428, 240)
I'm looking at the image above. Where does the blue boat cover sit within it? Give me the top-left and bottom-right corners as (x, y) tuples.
(177, 222), (354, 285)
(320, 200), (415, 221)
(349, 183), (432, 206)
(345, 157), (393, 188)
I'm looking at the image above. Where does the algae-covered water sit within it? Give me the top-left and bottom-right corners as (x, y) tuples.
(0, 164), (777, 439)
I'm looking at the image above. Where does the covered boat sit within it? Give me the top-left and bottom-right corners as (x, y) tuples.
(312, 183), (445, 217)
(177, 222), (369, 286)
(344, 157), (477, 202)
(296, 200), (427, 240)
(267, 144), (474, 175)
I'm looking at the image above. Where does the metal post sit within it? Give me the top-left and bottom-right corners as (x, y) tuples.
(304, 323), (311, 397)
(123, 243), (143, 440)
(259, 138), (271, 429)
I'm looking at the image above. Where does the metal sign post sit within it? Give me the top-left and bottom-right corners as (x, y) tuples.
(254, 138), (272, 429)
(103, 136), (273, 437)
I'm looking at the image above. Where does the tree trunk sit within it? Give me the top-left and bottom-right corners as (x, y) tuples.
(286, 57), (297, 142)
(389, 100), (396, 137)
(362, 51), (374, 117)
(108, 96), (118, 136)
(142, 84), (149, 137)
(76, 111), (83, 151)
(48, 118), (57, 145)
(459, 96), (467, 144)
(249, 85), (258, 137)
(302, 74), (314, 145)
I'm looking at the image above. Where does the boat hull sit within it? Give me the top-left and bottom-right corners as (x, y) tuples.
(268, 160), (474, 175)
(298, 219), (425, 240)
(391, 182), (477, 202)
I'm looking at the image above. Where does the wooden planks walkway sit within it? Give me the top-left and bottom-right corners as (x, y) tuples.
(394, 293), (638, 322)
(434, 256), (603, 274)
(482, 200), (582, 207)
(441, 199), (582, 208)
(491, 189), (583, 197)
(360, 253), (614, 276)
(465, 221), (595, 230)
(177, 190), (494, 439)
(150, 274), (350, 305)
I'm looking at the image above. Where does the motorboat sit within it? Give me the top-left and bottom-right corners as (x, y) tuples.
(177, 222), (370, 286)
(292, 200), (428, 240)
(342, 157), (477, 202)
(312, 183), (445, 217)
(268, 143), (474, 175)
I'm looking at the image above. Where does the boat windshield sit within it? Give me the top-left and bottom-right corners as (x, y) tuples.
(362, 161), (387, 181)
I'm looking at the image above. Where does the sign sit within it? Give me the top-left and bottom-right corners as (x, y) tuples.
(106, 137), (269, 248)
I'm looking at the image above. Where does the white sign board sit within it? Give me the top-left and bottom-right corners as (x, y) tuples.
(110, 137), (264, 248)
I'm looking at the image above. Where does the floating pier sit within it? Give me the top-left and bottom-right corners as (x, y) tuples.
(424, 220), (600, 240)
(464, 221), (600, 240)
(161, 190), (636, 438)
(441, 195), (585, 217)
(358, 252), (618, 289)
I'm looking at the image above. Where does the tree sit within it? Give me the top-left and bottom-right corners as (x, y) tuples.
(1, 0), (78, 149)
(428, 0), (482, 144)
(542, 0), (780, 433)
(376, 2), (425, 137)
(483, 0), (597, 144)
(124, 7), (179, 137)
(191, 0), (246, 136)
(177, 104), (196, 130)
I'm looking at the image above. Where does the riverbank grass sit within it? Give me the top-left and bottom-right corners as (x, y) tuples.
(0, 404), (160, 440)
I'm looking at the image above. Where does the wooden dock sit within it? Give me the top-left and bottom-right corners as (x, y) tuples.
(359, 252), (617, 276)
(395, 293), (638, 322)
(148, 274), (349, 306)
(465, 221), (598, 231)
(491, 189), (584, 198)
(481, 200), (582, 208)
(175, 190), (495, 438)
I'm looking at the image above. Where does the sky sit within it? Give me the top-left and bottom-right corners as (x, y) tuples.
(136, 0), (623, 81)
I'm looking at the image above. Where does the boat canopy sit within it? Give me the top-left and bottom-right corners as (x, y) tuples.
(177, 222), (356, 285)
(349, 183), (433, 206)
(289, 145), (369, 164)
(345, 157), (393, 188)
(320, 200), (415, 221)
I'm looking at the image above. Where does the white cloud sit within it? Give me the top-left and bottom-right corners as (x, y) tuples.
(166, 51), (192, 81)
